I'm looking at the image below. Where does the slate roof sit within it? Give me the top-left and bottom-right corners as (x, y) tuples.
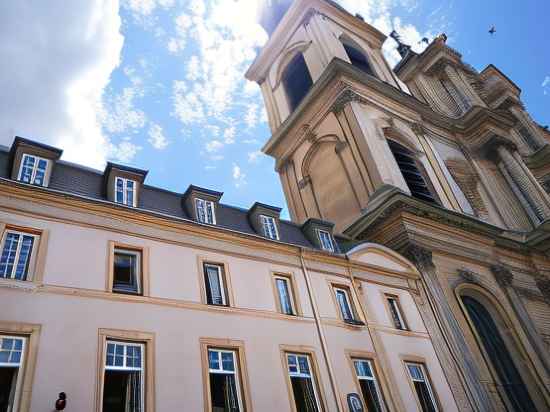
(0, 143), (326, 251)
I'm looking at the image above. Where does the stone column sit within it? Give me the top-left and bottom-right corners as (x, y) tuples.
(496, 145), (550, 222)
(490, 265), (550, 377)
(443, 65), (473, 113)
(404, 244), (493, 412)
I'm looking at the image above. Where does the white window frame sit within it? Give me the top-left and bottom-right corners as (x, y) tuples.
(103, 340), (145, 411)
(334, 286), (356, 322)
(204, 263), (227, 306)
(260, 214), (279, 240)
(406, 362), (439, 412)
(195, 198), (216, 224)
(207, 348), (244, 411)
(0, 335), (27, 412)
(0, 229), (39, 281)
(286, 353), (322, 410)
(387, 296), (407, 330)
(112, 248), (142, 295)
(274, 275), (296, 315)
(114, 177), (137, 207)
(317, 229), (335, 252)
(353, 358), (386, 412)
(17, 153), (49, 186)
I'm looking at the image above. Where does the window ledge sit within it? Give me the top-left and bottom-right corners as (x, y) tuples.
(0, 278), (39, 292)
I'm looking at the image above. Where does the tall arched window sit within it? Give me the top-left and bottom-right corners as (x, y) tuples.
(462, 296), (537, 412)
(282, 53), (313, 113)
(387, 140), (437, 204)
(342, 42), (374, 76)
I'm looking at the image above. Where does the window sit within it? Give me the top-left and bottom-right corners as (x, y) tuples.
(260, 215), (279, 240)
(0, 229), (38, 281)
(113, 248), (142, 295)
(204, 263), (228, 306)
(282, 53), (313, 112)
(317, 230), (334, 252)
(0, 336), (26, 412)
(387, 140), (437, 204)
(343, 43), (373, 76)
(115, 177), (137, 207)
(353, 359), (386, 412)
(102, 340), (144, 412)
(208, 349), (244, 411)
(195, 198), (216, 224)
(386, 295), (407, 330)
(274, 274), (297, 316)
(406, 363), (439, 412)
(333, 286), (363, 325)
(286, 353), (322, 412)
(18, 154), (48, 186)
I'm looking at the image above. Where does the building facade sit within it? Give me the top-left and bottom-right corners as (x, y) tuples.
(0, 1), (548, 412)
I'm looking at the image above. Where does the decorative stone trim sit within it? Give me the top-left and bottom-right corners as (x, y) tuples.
(457, 268), (478, 283)
(489, 264), (513, 288)
(331, 89), (368, 114)
(298, 175), (311, 189)
(403, 244), (435, 271)
(535, 275), (550, 303)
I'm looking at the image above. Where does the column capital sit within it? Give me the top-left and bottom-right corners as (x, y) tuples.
(490, 264), (514, 288)
(331, 89), (367, 114)
(403, 244), (435, 271)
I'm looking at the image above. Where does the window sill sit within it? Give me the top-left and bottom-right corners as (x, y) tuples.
(112, 289), (143, 296)
(0, 277), (39, 291)
(344, 319), (366, 327)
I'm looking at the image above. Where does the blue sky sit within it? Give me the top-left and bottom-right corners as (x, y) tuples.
(1, 0), (548, 218)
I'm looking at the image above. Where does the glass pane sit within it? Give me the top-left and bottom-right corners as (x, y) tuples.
(287, 354), (298, 373)
(206, 201), (214, 224)
(195, 199), (205, 222)
(126, 180), (135, 206)
(0, 233), (20, 278)
(414, 381), (437, 412)
(407, 364), (424, 381)
(359, 380), (385, 412)
(298, 355), (310, 375)
(20, 155), (35, 183)
(221, 352), (235, 372)
(336, 290), (353, 321)
(209, 350), (220, 370)
(33, 159), (48, 185)
(210, 372), (240, 411)
(113, 252), (138, 293)
(388, 298), (404, 329)
(354, 360), (372, 378)
(206, 266), (224, 305)
(116, 178), (124, 203)
(15, 235), (34, 281)
(290, 376), (319, 412)
(276, 278), (293, 315)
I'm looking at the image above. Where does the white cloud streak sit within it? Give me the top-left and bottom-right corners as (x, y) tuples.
(148, 123), (169, 149)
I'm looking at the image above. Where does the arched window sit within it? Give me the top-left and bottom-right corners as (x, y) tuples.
(387, 140), (437, 204)
(282, 53), (313, 113)
(342, 42), (373, 76)
(462, 296), (537, 411)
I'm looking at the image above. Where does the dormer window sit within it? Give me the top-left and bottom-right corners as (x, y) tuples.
(317, 229), (335, 252)
(195, 198), (216, 224)
(18, 154), (48, 186)
(260, 214), (279, 240)
(115, 177), (136, 207)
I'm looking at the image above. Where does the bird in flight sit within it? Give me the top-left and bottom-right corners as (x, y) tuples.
(489, 26), (496, 35)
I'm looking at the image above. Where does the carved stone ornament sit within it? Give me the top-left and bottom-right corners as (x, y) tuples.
(489, 264), (514, 288)
(298, 175), (311, 189)
(457, 268), (477, 283)
(410, 122), (425, 136)
(335, 141), (348, 154)
(535, 275), (550, 303)
(331, 89), (368, 114)
(403, 244), (435, 271)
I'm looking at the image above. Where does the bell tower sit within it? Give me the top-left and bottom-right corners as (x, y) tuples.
(246, 0), (427, 233)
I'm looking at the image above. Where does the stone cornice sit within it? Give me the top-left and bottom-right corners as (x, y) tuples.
(489, 264), (514, 287)
(523, 144), (550, 169)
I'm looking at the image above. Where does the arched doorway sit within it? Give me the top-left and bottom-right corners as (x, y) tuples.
(461, 295), (538, 411)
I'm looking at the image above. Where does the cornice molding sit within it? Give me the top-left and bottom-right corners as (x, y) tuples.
(330, 88), (368, 113)
(489, 264), (514, 288)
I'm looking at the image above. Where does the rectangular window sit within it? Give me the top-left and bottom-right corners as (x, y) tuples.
(0, 335), (26, 412)
(353, 359), (386, 412)
(386, 295), (407, 330)
(317, 230), (334, 252)
(0, 229), (39, 281)
(102, 340), (144, 412)
(274, 275), (296, 316)
(18, 154), (48, 186)
(286, 353), (322, 412)
(333, 286), (362, 325)
(260, 215), (279, 240)
(115, 177), (137, 207)
(195, 198), (216, 224)
(406, 362), (438, 412)
(204, 263), (228, 306)
(113, 248), (142, 295)
(208, 349), (244, 411)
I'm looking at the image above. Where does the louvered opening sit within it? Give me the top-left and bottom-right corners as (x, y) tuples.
(388, 140), (437, 204)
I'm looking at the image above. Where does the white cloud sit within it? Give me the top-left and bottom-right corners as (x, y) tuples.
(123, 0), (174, 16)
(543, 76), (550, 95)
(232, 163), (246, 187)
(0, 0), (124, 168)
(247, 150), (263, 163)
(205, 139), (224, 152)
(148, 123), (169, 149)
(108, 137), (142, 163)
(244, 103), (258, 128)
(223, 126), (236, 144)
(101, 87), (147, 134)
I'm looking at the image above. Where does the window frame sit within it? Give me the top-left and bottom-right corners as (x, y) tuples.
(281, 347), (325, 412)
(17, 153), (49, 187)
(195, 198), (216, 225)
(350, 357), (387, 412)
(0, 335), (27, 412)
(107, 241), (149, 297)
(271, 273), (301, 316)
(330, 283), (364, 326)
(0, 321), (41, 412)
(0, 228), (40, 282)
(316, 229), (335, 252)
(114, 176), (137, 207)
(385, 294), (408, 330)
(97, 329), (154, 412)
(404, 361), (440, 412)
(259, 214), (279, 240)
(197, 257), (235, 308)
(200, 338), (251, 412)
